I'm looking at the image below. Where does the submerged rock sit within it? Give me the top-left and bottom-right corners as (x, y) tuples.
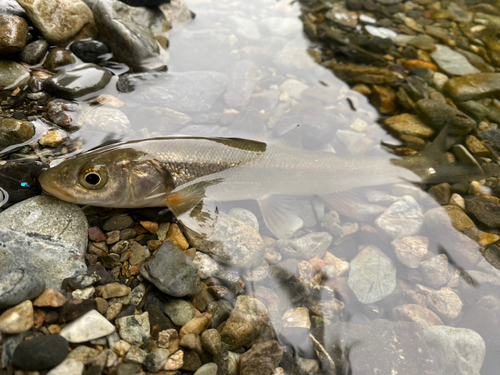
(375, 195), (424, 239)
(276, 232), (333, 260)
(0, 60), (30, 90)
(0, 117), (34, 151)
(444, 73), (500, 102)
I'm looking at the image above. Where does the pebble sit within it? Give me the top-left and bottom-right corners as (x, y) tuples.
(70, 39), (110, 63)
(201, 329), (221, 355)
(420, 255), (451, 287)
(276, 232), (332, 260)
(98, 283), (130, 299)
(426, 288), (463, 320)
(165, 223), (190, 250)
(12, 335), (69, 371)
(46, 358), (84, 375)
(33, 288), (66, 307)
(0, 60), (30, 90)
(444, 73), (500, 102)
(163, 299), (194, 326)
(393, 304), (443, 328)
(43, 47), (76, 72)
(145, 348), (170, 372)
(375, 195), (424, 239)
(194, 363), (218, 375)
(391, 236), (428, 268)
(0, 14), (28, 54)
(38, 130), (66, 147)
(430, 44), (480, 76)
(140, 241), (200, 297)
(0, 300), (33, 334)
(228, 208), (259, 231)
(125, 345), (146, 364)
(220, 296), (270, 350)
(239, 340), (283, 375)
(416, 99), (476, 135)
(164, 349), (184, 370)
(0, 117), (34, 150)
(115, 312), (150, 345)
(66, 345), (99, 364)
(103, 215), (134, 232)
(43, 63), (112, 100)
(17, 0), (96, 46)
(59, 299), (97, 323)
(92, 0), (168, 72)
(384, 113), (435, 138)
(20, 39), (49, 65)
(0, 268), (45, 309)
(347, 245), (396, 304)
(423, 326), (485, 375)
(117, 71), (228, 112)
(60, 309), (115, 343)
(464, 196), (500, 228)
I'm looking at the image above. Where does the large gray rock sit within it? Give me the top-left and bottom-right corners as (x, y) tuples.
(348, 245), (396, 304)
(0, 268), (45, 309)
(117, 71), (228, 112)
(17, 0), (96, 47)
(92, 0), (168, 72)
(185, 212), (265, 268)
(0, 196), (88, 290)
(423, 326), (485, 375)
(140, 241), (201, 297)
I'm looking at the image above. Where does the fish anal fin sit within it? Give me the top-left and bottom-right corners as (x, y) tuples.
(272, 125), (303, 149)
(258, 195), (304, 239)
(320, 190), (386, 221)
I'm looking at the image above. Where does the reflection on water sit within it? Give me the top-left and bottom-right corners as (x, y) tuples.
(3, 0), (500, 373)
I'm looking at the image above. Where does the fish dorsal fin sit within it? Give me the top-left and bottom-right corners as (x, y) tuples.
(272, 125), (303, 149)
(258, 195), (304, 239)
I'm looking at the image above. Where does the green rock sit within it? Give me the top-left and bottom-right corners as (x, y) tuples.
(0, 118), (34, 150)
(444, 73), (500, 102)
(0, 60), (30, 90)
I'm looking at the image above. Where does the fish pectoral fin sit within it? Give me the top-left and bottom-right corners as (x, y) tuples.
(271, 125), (303, 149)
(165, 178), (224, 217)
(177, 199), (219, 239)
(258, 195), (304, 239)
(320, 190), (385, 221)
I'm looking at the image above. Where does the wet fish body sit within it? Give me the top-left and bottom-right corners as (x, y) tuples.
(38, 133), (417, 238)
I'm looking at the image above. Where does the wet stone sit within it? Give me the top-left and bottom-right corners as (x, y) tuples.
(12, 335), (69, 371)
(0, 268), (45, 309)
(117, 71), (228, 112)
(70, 40), (110, 63)
(416, 99), (476, 135)
(239, 340), (283, 375)
(391, 236), (428, 268)
(38, 129), (66, 147)
(228, 208), (259, 232)
(464, 196), (500, 229)
(393, 304), (443, 328)
(0, 60), (30, 90)
(426, 287), (463, 320)
(0, 15), (28, 54)
(444, 73), (500, 102)
(116, 311), (150, 345)
(276, 232), (332, 260)
(375, 195), (424, 239)
(44, 47), (76, 72)
(43, 63), (112, 100)
(348, 245), (396, 304)
(60, 309), (115, 343)
(423, 326), (485, 375)
(0, 117), (34, 150)
(420, 254), (451, 287)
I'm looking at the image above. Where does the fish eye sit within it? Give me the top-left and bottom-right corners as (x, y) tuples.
(79, 164), (108, 190)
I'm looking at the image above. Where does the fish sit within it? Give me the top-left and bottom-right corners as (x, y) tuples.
(38, 128), (421, 239)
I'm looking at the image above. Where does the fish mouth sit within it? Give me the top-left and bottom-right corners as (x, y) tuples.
(38, 172), (76, 202)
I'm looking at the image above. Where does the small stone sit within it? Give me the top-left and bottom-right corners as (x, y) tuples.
(125, 346), (146, 364)
(66, 345), (99, 364)
(59, 299), (97, 323)
(88, 226), (106, 242)
(0, 117), (35, 149)
(0, 15), (28, 54)
(145, 348), (170, 373)
(46, 358), (84, 375)
(113, 340), (132, 356)
(180, 312), (213, 337)
(33, 288), (66, 307)
(39, 129), (66, 147)
(95, 297), (108, 315)
(391, 236), (428, 268)
(163, 299), (194, 326)
(140, 221), (158, 234)
(375, 196), (424, 238)
(420, 255), (451, 287)
(465, 135), (490, 157)
(106, 302), (123, 321)
(156, 222), (170, 241)
(158, 329), (179, 351)
(70, 40), (110, 63)
(449, 194), (465, 210)
(164, 350), (184, 371)
(20, 39), (49, 65)
(428, 183), (451, 206)
(116, 312), (150, 345)
(282, 307), (310, 329)
(97, 283), (131, 299)
(416, 99), (475, 135)
(239, 340), (283, 375)
(43, 47), (76, 72)
(323, 252), (350, 276)
(444, 73), (500, 102)
(0, 60), (30, 90)
(465, 196), (500, 229)
(201, 329), (221, 355)
(426, 287), (463, 320)
(12, 335), (69, 371)
(276, 232), (332, 260)
(393, 304), (443, 328)
(72, 286), (95, 300)
(0, 300), (33, 334)
(194, 363), (218, 375)
(165, 223), (190, 250)
(140, 241), (200, 297)
(60, 309), (115, 343)
(348, 245), (396, 304)
(228, 208), (259, 231)
(182, 349), (202, 371)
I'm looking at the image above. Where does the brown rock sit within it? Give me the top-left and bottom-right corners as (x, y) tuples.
(166, 223), (190, 250)
(164, 350), (184, 370)
(33, 288), (66, 307)
(88, 226), (107, 242)
(403, 60), (438, 71)
(140, 221), (158, 234)
(44, 47), (76, 72)
(239, 340), (283, 375)
(201, 329), (221, 355)
(393, 304), (443, 328)
(0, 300), (34, 334)
(370, 85), (397, 114)
(0, 15), (28, 54)
(180, 312), (213, 338)
(96, 282), (130, 299)
(384, 113), (435, 138)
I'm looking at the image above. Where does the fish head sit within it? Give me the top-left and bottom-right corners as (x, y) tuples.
(38, 147), (175, 208)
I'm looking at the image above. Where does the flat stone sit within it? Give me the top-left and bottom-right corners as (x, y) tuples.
(348, 245), (396, 304)
(33, 288), (66, 307)
(186, 212), (265, 268)
(46, 358), (84, 375)
(221, 296), (270, 350)
(60, 309), (115, 343)
(0, 15), (28, 53)
(444, 73), (500, 102)
(194, 363), (218, 375)
(43, 63), (112, 100)
(416, 99), (476, 135)
(430, 44), (480, 76)
(329, 62), (396, 84)
(384, 113), (435, 138)
(239, 340), (283, 375)
(116, 312), (150, 345)
(276, 232), (332, 260)
(140, 241), (200, 297)
(70, 40), (110, 63)
(423, 325), (485, 375)
(0, 268), (45, 309)
(92, 0), (168, 72)
(12, 335), (69, 371)
(117, 71), (228, 112)
(393, 304), (443, 328)
(66, 345), (99, 364)
(0, 300), (33, 334)
(0, 117), (34, 151)
(391, 236), (428, 268)
(17, 0), (96, 46)
(0, 60), (30, 90)
(375, 196), (424, 239)
(465, 196), (500, 228)
(426, 288), (463, 320)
